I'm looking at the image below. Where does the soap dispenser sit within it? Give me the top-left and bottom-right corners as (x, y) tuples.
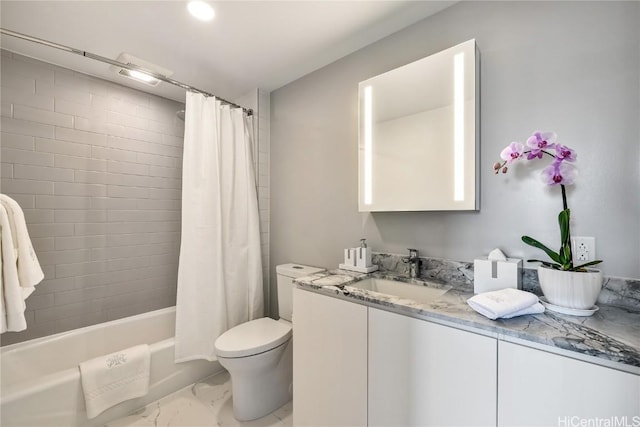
(356, 239), (371, 269)
(339, 238), (379, 273)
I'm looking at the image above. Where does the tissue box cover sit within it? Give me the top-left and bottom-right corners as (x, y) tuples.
(474, 258), (522, 294)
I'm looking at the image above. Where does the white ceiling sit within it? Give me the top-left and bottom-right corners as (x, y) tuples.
(0, 1), (454, 105)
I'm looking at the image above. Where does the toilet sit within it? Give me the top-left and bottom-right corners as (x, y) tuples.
(214, 263), (324, 421)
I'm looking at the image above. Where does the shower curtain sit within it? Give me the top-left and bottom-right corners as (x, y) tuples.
(175, 92), (263, 363)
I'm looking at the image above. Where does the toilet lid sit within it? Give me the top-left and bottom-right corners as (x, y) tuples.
(214, 317), (292, 358)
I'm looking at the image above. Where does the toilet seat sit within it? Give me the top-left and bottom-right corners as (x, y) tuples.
(215, 317), (292, 358)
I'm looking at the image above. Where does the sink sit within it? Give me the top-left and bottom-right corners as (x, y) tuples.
(347, 278), (449, 304)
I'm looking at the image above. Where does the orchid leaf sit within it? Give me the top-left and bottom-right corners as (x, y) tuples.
(527, 259), (562, 269)
(559, 209), (570, 246)
(558, 209), (571, 244)
(560, 243), (572, 269)
(559, 244), (570, 265)
(557, 209), (573, 269)
(571, 260), (603, 271)
(522, 236), (561, 264)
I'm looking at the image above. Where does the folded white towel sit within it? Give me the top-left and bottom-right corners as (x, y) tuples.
(467, 288), (545, 320)
(0, 194), (44, 298)
(79, 344), (150, 419)
(495, 302), (545, 319)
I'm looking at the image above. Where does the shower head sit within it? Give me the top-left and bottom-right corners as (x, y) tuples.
(176, 110), (185, 121)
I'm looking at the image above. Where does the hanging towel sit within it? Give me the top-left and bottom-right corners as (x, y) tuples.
(79, 344), (151, 419)
(0, 194), (44, 299)
(0, 203), (27, 333)
(467, 288), (545, 320)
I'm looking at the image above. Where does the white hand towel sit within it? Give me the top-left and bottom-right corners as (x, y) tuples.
(497, 302), (545, 319)
(1, 203), (27, 333)
(79, 344), (150, 419)
(467, 288), (544, 320)
(0, 194), (44, 298)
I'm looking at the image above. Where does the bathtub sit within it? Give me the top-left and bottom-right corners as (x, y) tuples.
(1, 306), (223, 427)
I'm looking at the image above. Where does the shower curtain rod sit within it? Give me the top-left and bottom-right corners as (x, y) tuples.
(0, 28), (253, 116)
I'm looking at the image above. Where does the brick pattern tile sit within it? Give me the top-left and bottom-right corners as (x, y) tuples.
(0, 51), (185, 345)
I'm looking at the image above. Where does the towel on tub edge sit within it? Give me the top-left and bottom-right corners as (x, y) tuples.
(79, 344), (150, 419)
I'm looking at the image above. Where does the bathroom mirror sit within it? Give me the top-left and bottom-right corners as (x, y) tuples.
(358, 39), (479, 212)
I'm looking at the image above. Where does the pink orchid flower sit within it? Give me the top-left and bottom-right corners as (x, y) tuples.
(555, 144), (577, 162)
(526, 131), (557, 160)
(500, 142), (525, 164)
(541, 162), (578, 186)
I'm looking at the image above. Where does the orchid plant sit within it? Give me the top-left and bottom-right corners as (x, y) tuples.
(494, 131), (602, 272)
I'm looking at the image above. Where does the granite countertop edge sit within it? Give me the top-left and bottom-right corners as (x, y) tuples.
(294, 270), (640, 374)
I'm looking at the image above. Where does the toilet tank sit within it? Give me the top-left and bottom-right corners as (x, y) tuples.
(276, 263), (325, 321)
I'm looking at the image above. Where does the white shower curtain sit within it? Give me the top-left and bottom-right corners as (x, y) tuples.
(175, 92), (263, 363)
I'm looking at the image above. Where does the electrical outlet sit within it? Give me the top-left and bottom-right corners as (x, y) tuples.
(571, 236), (596, 262)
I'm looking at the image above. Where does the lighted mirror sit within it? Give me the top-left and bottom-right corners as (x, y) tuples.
(358, 39), (479, 212)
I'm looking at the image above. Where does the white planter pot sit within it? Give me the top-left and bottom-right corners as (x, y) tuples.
(537, 266), (603, 310)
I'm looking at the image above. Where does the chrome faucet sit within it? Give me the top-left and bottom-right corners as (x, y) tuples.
(403, 248), (421, 279)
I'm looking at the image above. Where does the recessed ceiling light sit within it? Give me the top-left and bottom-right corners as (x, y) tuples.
(188, 1), (215, 21)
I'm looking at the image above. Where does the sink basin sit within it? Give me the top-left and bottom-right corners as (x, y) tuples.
(348, 278), (449, 304)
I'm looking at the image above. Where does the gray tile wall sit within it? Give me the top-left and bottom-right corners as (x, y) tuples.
(0, 51), (185, 345)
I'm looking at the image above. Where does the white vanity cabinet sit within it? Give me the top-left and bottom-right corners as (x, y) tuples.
(368, 307), (497, 427)
(498, 341), (640, 426)
(294, 287), (639, 427)
(292, 288), (368, 427)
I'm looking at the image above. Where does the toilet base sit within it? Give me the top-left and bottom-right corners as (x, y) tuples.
(218, 338), (293, 421)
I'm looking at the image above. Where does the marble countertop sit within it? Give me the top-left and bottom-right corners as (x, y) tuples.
(294, 270), (640, 374)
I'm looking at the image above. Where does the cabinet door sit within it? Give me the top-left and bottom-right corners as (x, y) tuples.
(368, 307), (497, 427)
(498, 341), (640, 426)
(293, 288), (368, 427)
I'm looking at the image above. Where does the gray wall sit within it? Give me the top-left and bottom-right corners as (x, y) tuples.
(1, 51), (184, 345)
(270, 0), (640, 300)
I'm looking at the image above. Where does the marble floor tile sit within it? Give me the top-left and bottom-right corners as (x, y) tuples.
(107, 370), (293, 427)
(270, 401), (293, 427)
(106, 388), (217, 427)
(190, 371), (233, 416)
